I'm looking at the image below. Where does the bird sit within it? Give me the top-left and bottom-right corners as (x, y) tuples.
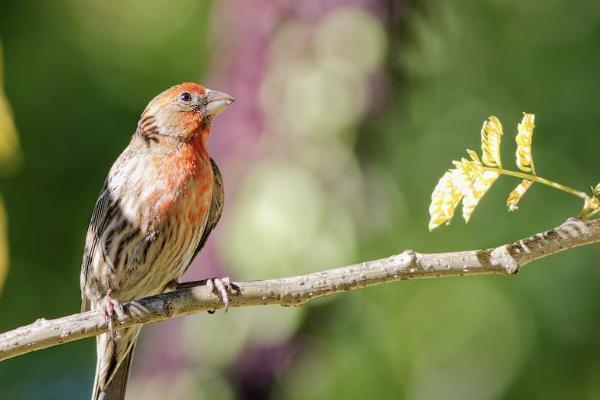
(80, 82), (234, 400)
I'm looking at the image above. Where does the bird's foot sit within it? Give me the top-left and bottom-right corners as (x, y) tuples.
(206, 277), (233, 313)
(102, 288), (124, 340)
(170, 278), (235, 313)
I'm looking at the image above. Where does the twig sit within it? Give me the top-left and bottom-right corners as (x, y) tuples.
(1, 217), (598, 362)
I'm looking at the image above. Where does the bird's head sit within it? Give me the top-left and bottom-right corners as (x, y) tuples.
(138, 82), (234, 141)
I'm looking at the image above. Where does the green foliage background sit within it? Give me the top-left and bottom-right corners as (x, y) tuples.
(0, 0), (599, 399)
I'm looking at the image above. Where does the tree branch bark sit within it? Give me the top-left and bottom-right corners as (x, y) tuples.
(1, 217), (598, 362)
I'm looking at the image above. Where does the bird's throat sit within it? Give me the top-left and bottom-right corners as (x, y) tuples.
(187, 127), (210, 157)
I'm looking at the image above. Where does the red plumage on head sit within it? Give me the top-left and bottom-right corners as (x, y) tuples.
(178, 82), (207, 95)
(141, 82), (212, 140)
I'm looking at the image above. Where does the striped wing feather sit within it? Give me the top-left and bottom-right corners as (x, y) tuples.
(187, 158), (223, 271)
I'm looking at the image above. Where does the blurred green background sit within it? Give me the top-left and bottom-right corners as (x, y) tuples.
(0, 0), (599, 399)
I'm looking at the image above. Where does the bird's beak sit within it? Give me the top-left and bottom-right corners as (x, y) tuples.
(205, 89), (235, 117)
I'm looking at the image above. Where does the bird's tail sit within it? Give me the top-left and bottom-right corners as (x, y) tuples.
(91, 330), (138, 400)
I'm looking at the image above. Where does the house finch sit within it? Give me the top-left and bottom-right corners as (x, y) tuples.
(80, 82), (234, 400)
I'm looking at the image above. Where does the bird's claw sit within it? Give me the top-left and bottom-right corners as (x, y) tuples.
(206, 277), (232, 313)
(102, 288), (124, 340)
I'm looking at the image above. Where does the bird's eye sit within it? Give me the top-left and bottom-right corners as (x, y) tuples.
(180, 92), (192, 102)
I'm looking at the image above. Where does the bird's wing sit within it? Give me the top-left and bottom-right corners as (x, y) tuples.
(187, 158), (224, 270)
(80, 180), (114, 312)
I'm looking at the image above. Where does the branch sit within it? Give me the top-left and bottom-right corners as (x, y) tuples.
(1, 217), (599, 362)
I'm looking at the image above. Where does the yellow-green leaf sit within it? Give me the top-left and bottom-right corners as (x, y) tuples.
(515, 113), (536, 173)
(453, 158), (499, 222)
(428, 169), (463, 231)
(506, 179), (534, 211)
(579, 196), (600, 220)
(481, 115), (503, 168)
(466, 149), (481, 163)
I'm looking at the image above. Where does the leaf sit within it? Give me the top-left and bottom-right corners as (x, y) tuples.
(428, 169), (464, 231)
(506, 179), (534, 211)
(515, 113), (536, 173)
(579, 196), (600, 220)
(593, 183), (600, 197)
(453, 158), (499, 222)
(481, 115), (503, 168)
(466, 149), (481, 163)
